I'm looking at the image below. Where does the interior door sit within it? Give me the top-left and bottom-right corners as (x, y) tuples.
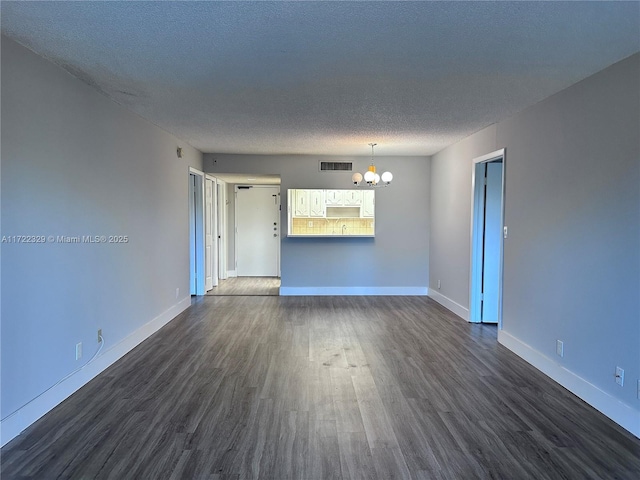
(189, 169), (205, 296)
(480, 161), (503, 323)
(235, 186), (280, 277)
(470, 150), (505, 324)
(189, 173), (198, 294)
(217, 180), (228, 280)
(204, 177), (218, 291)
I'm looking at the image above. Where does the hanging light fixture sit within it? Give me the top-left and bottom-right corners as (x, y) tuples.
(352, 143), (393, 187)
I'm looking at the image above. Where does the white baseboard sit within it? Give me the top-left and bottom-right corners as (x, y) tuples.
(227, 270), (237, 278)
(279, 286), (428, 296)
(427, 290), (469, 321)
(498, 330), (640, 439)
(0, 297), (192, 447)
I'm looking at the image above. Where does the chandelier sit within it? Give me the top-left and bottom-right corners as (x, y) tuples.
(351, 143), (393, 187)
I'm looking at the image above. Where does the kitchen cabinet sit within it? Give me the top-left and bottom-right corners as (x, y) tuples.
(325, 190), (343, 206)
(362, 190), (375, 217)
(309, 190), (326, 217)
(293, 189), (309, 216)
(343, 190), (362, 206)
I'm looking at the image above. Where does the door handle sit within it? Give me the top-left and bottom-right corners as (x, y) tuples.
(273, 234), (278, 237)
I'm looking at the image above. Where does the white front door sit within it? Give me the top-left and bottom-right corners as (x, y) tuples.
(235, 186), (280, 277)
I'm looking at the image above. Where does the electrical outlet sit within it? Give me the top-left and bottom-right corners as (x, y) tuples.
(556, 340), (564, 358)
(308, 221), (313, 227)
(98, 329), (102, 343)
(437, 279), (441, 289)
(615, 367), (624, 386)
(75, 342), (82, 360)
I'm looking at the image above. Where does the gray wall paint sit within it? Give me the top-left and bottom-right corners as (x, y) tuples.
(429, 124), (496, 309)
(205, 154), (430, 289)
(430, 53), (639, 409)
(1, 37), (203, 419)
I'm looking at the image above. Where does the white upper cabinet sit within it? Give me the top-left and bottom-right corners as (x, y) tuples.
(291, 189), (374, 219)
(343, 190), (363, 206)
(309, 189), (326, 217)
(294, 189), (309, 216)
(325, 190), (343, 206)
(362, 190), (375, 217)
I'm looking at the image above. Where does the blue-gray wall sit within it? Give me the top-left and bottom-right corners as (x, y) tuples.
(205, 154), (430, 293)
(1, 37), (203, 434)
(429, 53), (639, 432)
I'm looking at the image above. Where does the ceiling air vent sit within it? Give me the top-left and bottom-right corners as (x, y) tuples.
(319, 161), (353, 172)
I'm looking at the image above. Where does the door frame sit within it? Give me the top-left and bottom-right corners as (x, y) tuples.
(234, 185), (281, 277)
(204, 174), (219, 291)
(189, 167), (206, 296)
(469, 149), (506, 325)
(216, 179), (228, 281)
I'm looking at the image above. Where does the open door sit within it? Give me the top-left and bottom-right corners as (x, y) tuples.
(205, 175), (218, 291)
(189, 168), (205, 296)
(470, 149), (505, 324)
(217, 179), (228, 280)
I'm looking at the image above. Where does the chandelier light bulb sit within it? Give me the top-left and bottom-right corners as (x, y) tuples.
(352, 172), (363, 184)
(364, 170), (376, 183)
(381, 171), (393, 183)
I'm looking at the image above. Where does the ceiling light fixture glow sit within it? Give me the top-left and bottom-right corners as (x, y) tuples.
(352, 143), (392, 187)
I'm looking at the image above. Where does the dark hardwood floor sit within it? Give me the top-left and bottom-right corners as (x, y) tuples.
(2, 296), (639, 479)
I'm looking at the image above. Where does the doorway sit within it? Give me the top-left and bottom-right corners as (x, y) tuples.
(216, 179), (228, 281)
(470, 149), (505, 324)
(189, 168), (205, 296)
(204, 175), (218, 292)
(235, 185), (281, 277)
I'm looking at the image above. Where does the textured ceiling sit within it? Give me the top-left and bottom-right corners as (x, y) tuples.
(2, 1), (639, 156)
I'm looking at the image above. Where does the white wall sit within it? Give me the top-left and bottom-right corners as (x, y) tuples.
(1, 37), (203, 445)
(205, 154), (430, 294)
(429, 53), (640, 436)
